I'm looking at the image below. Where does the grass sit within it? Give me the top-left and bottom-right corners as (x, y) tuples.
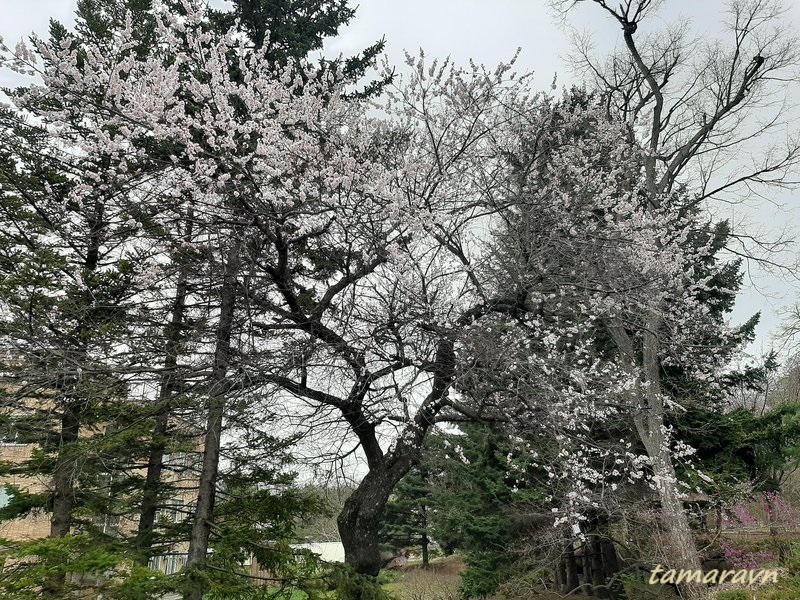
(380, 556), (614, 600)
(382, 556), (463, 600)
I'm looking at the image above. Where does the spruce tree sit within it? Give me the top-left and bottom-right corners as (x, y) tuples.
(380, 466), (433, 565)
(382, 426), (548, 598)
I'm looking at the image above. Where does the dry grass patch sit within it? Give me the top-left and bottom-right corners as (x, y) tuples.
(384, 557), (463, 600)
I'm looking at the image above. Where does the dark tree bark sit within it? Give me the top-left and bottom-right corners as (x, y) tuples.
(136, 412), (169, 561)
(600, 538), (619, 578)
(338, 459), (415, 576)
(419, 468), (430, 566)
(589, 535), (608, 598)
(42, 401), (82, 597)
(335, 338), (455, 575)
(420, 522), (430, 566)
(580, 542), (592, 594)
(49, 404), (81, 539)
(183, 241), (240, 600)
(555, 557), (567, 594)
(564, 542), (579, 594)
(136, 220), (193, 563)
(259, 221), (518, 577)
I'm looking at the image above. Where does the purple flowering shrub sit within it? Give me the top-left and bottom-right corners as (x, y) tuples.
(764, 491), (800, 527)
(721, 541), (776, 570)
(721, 492), (800, 529)
(732, 505), (756, 526)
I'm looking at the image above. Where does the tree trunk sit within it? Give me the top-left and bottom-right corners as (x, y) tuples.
(337, 456), (416, 576)
(556, 556), (567, 594)
(643, 320), (703, 599)
(580, 542), (592, 595)
(611, 316), (705, 600)
(600, 538), (619, 578)
(49, 404), (81, 538)
(136, 249), (191, 563)
(589, 535), (607, 598)
(564, 542), (579, 594)
(136, 411), (169, 560)
(43, 198), (105, 596)
(646, 441), (705, 599)
(183, 242), (240, 600)
(335, 339), (452, 576)
(765, 492), (786, 562)
(43, 401), (82, 596)
(420, 500), (429, 566)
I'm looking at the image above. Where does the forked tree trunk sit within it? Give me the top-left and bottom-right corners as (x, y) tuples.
(638, 321), (704, 600)
(337, 456), (416, 576)
(610, 317), (705, 600)
(336, 338), (454, 577)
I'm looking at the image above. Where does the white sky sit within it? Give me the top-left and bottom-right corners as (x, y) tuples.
(2, 0), (799, 363)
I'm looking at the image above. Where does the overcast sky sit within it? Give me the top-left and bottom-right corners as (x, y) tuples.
(2, 0), (799, 362)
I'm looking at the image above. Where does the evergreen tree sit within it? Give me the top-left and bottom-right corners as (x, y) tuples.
(380, 465), (433, 565)
(384, 426), (549, 599)
(0, 70), (158, 595)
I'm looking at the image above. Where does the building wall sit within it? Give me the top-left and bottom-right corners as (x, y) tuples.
(0, 442), (51, 540)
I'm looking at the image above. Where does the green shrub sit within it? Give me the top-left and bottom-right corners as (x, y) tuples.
(327, 564), (393, 600)
(715, 591), (751, 600)
(784, 542), (800, 565)
(761, 590), (800, 600)
(377, 570), (399, 585)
